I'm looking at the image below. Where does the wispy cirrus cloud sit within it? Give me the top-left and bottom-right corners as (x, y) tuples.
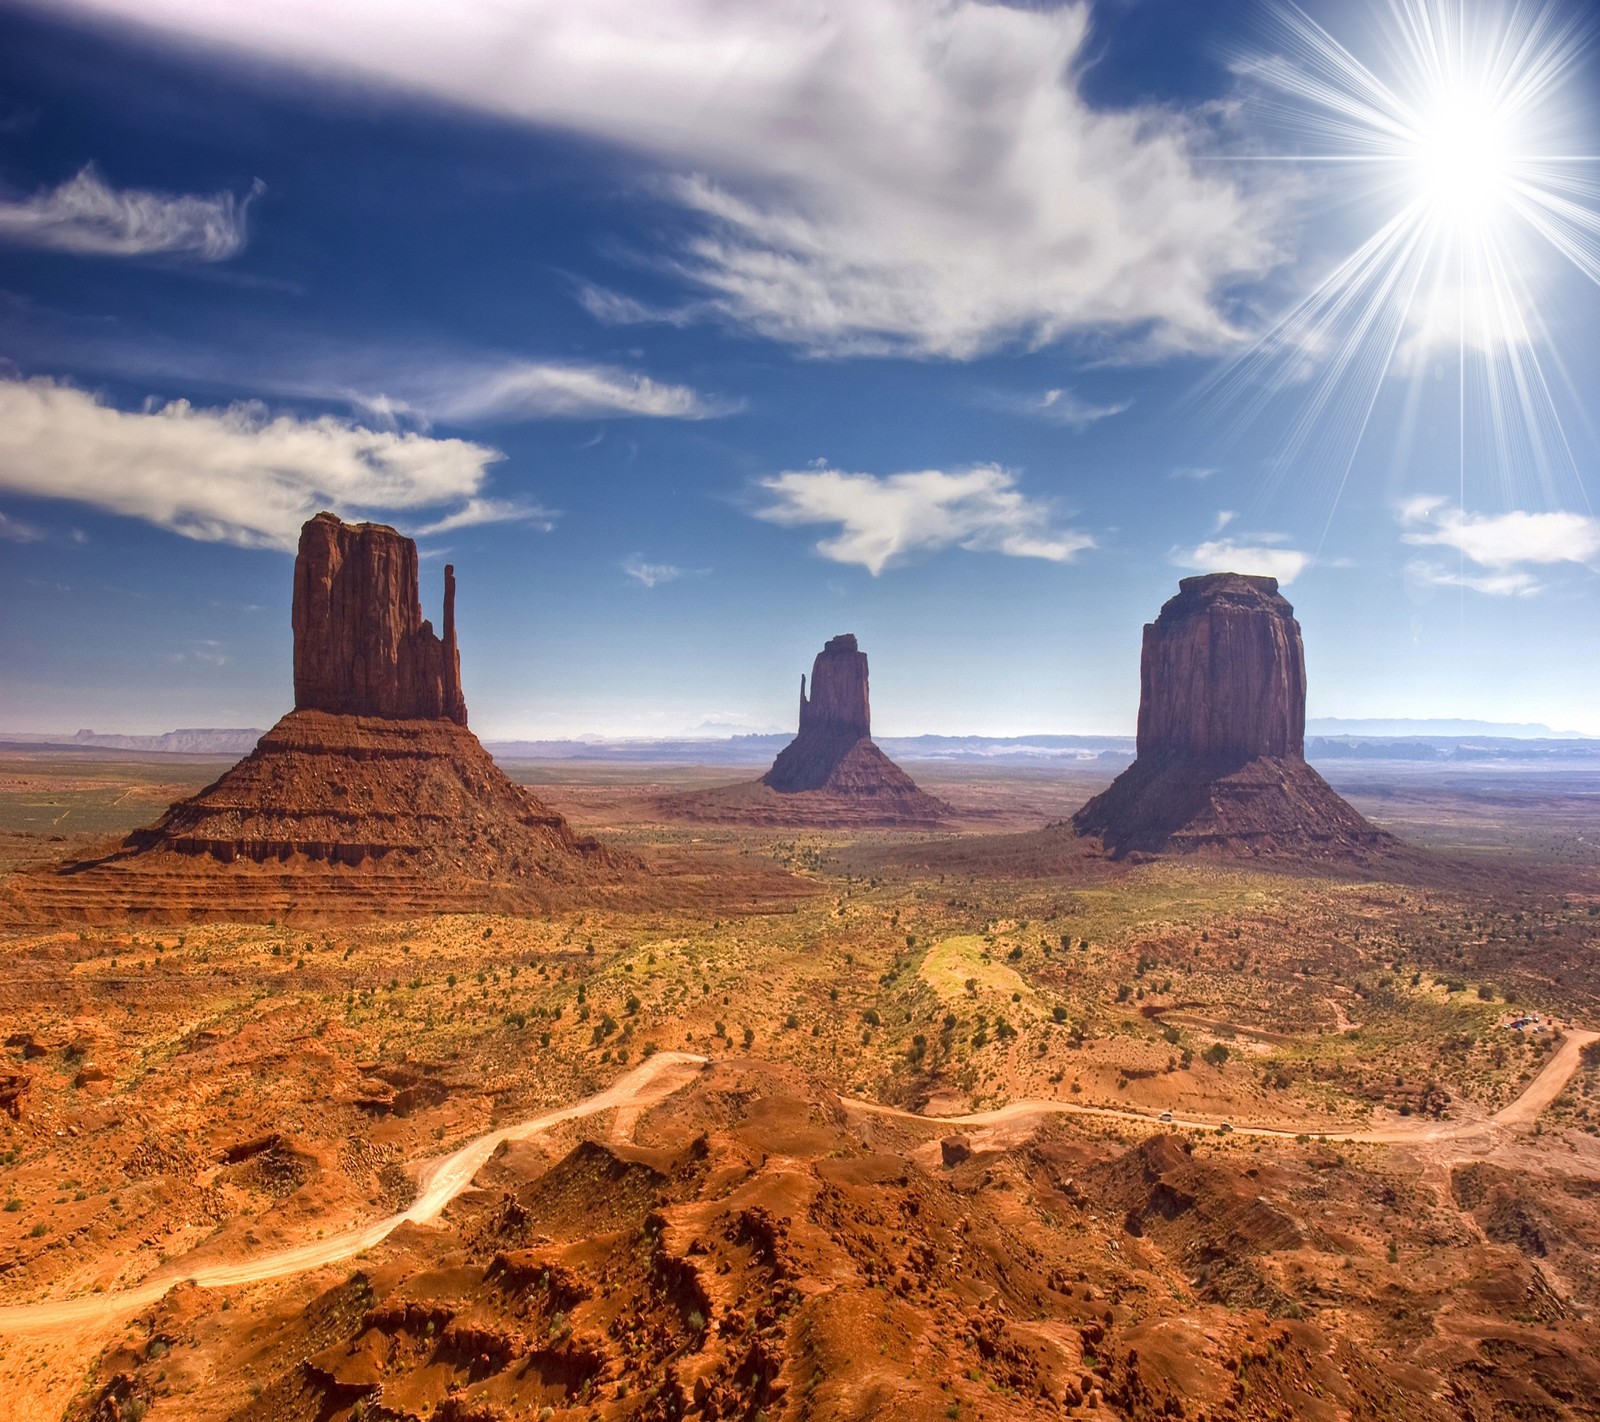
(1399, 498), (1600, 596)
(426, 360), (739, 423)
(413, 497), (556, 536)
(982, 386), (1132, 429)
(52, 0), (1277, 359)
(622, 556), (705, 588)
(0, 510), (44, 542)
(0, 164), (259, 261)
(753, 463), (1093, 576)
(0, 376), (528, 550)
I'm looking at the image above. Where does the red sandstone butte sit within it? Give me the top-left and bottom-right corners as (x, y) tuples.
(4, 511), (621, 922)
(293, 511), (467, 724)
(1074, 573), (1389, 858)
(757, 634), (950, 819)
(658, 633), (950, 826)
(763, 634), (875, 793)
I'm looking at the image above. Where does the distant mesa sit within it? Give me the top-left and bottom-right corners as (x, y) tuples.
(663, 634), (952, 827)
(4, 513), (624, 922)
(1073, 573), (1392, 858)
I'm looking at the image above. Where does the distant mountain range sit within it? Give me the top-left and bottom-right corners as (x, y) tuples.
(2, 720), (1594, 765)
(0, 728), (268, 755)
(481, 732), (1136, 765)
(1306, 717), (1588, 739)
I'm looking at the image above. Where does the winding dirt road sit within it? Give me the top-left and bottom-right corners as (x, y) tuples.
(1, 1030), (1591, 1337)
(847, 1028), (1599, 1147)
(0, 1050), (706, 1336)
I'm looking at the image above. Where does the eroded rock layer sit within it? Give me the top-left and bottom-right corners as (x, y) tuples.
(1075, 573), (1389, 859)
(63, 1061), (1600, 1422)
(2, 713), (620, 922)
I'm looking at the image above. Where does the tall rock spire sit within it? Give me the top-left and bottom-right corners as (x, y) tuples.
(14, 510), (622, 921)
(751, 633), (948, 821)
(292, 512), (467, 725)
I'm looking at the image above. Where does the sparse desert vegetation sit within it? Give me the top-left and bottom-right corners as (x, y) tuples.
(3, 752), (1600, 1419)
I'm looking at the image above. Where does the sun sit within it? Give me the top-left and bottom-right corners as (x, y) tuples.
(1208, 0), (1600, 514)
(1410, 91), (1515, 223)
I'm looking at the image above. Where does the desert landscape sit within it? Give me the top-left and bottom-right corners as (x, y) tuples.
(5, 0), (1600, 1417)
(2, 518), (1598, 1421)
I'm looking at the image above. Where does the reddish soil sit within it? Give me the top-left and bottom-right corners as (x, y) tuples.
(59, 1060), (1600, 1422)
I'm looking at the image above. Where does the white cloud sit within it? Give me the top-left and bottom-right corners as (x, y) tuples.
(1403, 561), (1541, 597)
(30, 333), (736, 428)
(1170, 465), (1219, 481)
(985, 386), (1131, 428)
(1173, 533), (1310, 585)
(413, 497), (556, 536)
(1399, 498), (1600, 567)
(1394, 283), (1534, 370)
(0, 164), (257, 261)
(754, 463), (1093, 576)
(0, 376), (522, 550)
(623, 557), (694, 588)
(576, 284), (703, 329)
(427, 360), (737, 422)
(0, 510), (44, 542)
(56, 0), (1277, 359)
(1398, 498), (1600, 595)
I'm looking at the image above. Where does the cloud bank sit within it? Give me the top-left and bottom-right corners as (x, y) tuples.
(0, 376), (525, 549)
(0, 165), (257, 261)
(754, 464), (1093, 575)
(55, 0), (1276, 358)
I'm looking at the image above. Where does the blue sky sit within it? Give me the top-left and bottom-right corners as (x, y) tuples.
(1, 0), (1598, 738)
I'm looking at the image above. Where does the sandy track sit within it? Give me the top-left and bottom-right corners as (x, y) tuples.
(3, 1030), (1590, 1336)
(846, 1028), (1598, 1147)
(0, 1050), (707, 1335)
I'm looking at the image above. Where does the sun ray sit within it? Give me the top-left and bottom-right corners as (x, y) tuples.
(1205, 0), (1600, 524)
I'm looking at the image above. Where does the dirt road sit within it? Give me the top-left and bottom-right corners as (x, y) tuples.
(846, 1028), (1598, 1147)
(0, 1050), (706, 1335)
(3, 1030), (1591, 1336)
